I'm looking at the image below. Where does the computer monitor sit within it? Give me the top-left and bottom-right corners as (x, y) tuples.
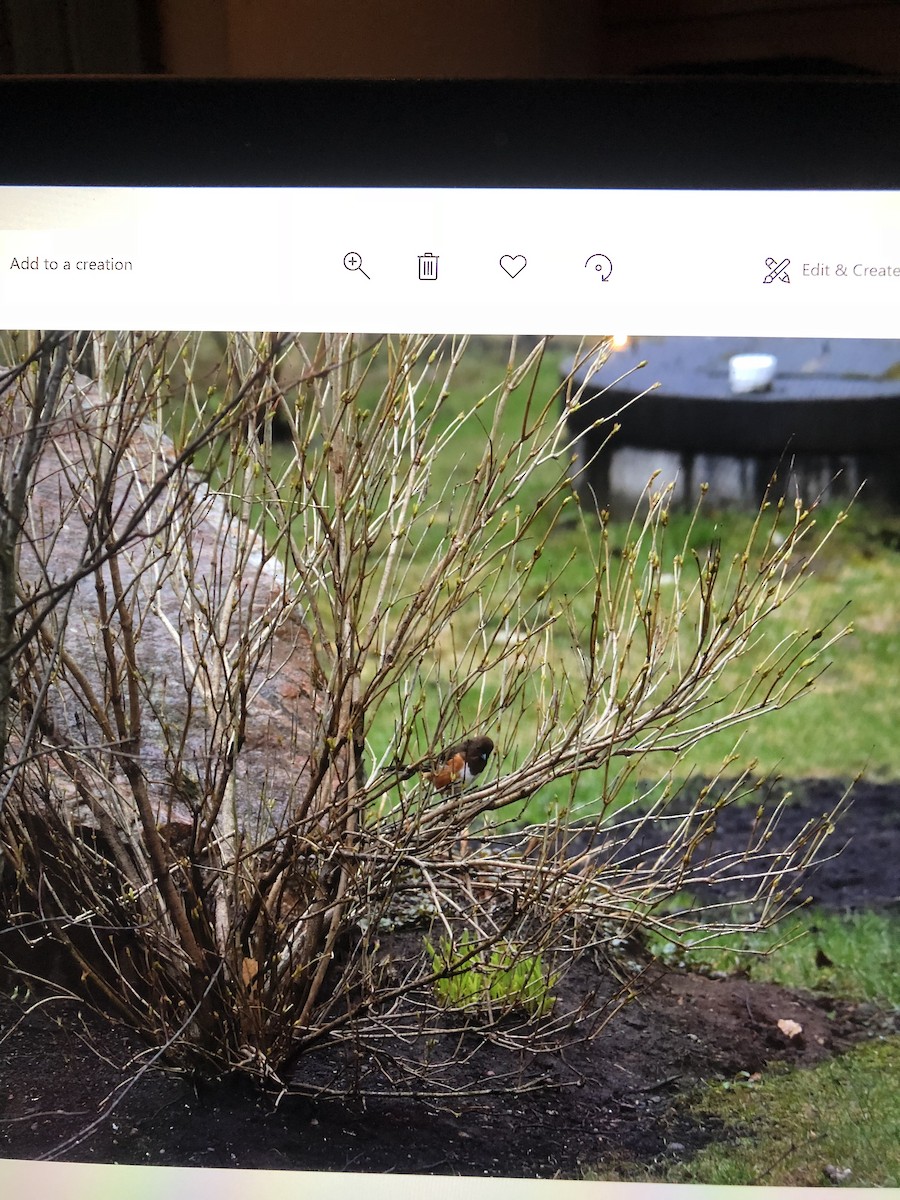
(1, 78), (898, 1197)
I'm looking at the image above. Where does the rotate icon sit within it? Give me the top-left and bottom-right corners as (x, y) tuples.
(584, 253), (613, 281)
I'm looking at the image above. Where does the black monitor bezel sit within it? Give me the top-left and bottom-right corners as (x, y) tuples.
(1, 76), (899, 189)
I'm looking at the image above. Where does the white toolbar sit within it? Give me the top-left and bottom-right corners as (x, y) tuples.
(1, 188), (898, 335)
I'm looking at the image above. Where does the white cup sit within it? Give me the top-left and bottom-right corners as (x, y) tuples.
(729, 353), (778, 394)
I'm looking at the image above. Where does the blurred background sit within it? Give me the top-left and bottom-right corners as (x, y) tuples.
(1, 0), (898, 78)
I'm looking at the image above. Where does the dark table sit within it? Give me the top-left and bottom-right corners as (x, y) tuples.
(564, 337), (900, 508)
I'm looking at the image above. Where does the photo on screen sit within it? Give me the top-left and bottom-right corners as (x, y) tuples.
(1, 330), (895, 1181)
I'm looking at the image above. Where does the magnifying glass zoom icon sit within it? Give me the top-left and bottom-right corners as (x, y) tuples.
(343, 251), (370, 280)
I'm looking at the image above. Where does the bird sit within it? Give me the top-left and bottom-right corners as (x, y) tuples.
(421, 735), (494, 792)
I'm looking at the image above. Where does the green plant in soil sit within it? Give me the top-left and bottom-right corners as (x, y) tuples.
(426, 930), (559, 1019)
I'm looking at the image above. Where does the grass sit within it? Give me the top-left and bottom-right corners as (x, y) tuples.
(593, 910), (900, 1186)
(656, 909), (900, 1008)
(668, 1037), (900, 1187)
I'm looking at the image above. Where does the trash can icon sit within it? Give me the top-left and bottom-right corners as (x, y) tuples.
(418, 252), (439, 280)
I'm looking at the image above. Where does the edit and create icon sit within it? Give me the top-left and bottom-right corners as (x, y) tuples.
(343, 250), (370, 280)
(584, 253), (613, 281)
(763, 256), (791, 284)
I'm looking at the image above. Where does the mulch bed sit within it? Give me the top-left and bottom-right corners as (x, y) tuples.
(1, 777), (897, 1176)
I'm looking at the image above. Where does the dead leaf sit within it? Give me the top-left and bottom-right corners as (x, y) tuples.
(241, 957), (259, 987)
(777, 1018), (803, 1039)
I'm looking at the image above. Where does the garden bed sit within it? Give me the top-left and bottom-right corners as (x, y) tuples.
(1, 777), (896, 1177)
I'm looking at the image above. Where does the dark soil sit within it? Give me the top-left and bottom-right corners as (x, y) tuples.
(1, 778), (897, 1177)
(671, 775), (899, 912)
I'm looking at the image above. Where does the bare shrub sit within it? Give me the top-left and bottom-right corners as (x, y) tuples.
(0, 331), (849, 1092)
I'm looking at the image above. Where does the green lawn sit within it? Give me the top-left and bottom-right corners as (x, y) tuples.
(658, 909), (900, 1008)
(588, 1038), (900, 1188)
(590, 909), (900, 1187)
(668, 1036), (900, 1188)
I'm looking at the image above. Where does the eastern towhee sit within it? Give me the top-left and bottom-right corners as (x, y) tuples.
(421, 735), (494, 792)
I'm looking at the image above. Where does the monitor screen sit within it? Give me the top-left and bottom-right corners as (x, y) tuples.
(0, 79), (898, 1199)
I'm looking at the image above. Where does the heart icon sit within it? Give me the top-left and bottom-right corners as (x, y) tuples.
(499, 254), (527, 278)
